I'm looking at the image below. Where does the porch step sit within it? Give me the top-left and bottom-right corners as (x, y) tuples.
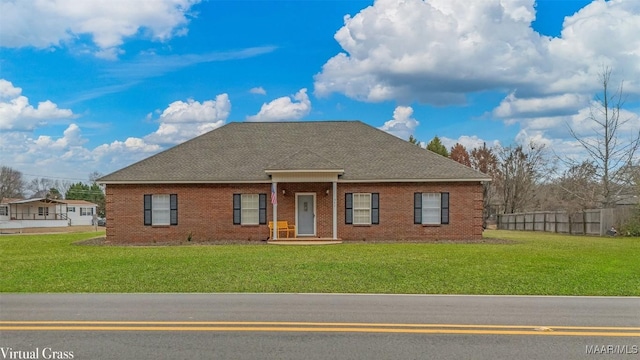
(267, 239), (342, 245)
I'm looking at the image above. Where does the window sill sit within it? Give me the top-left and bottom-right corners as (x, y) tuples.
(240, 224), (260, 227)
(353, 224), (372, 227)
(151, 225), (171, 228)
(422, 224), (442, 227)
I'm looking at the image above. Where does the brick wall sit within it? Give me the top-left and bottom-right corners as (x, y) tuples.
(336, 182), (483, 241)
(105, 181), (483, 243)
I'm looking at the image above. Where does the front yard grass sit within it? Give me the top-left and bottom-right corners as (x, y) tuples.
(1, 230), (638, 295)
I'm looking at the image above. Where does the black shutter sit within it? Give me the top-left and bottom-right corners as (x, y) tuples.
(170, 194), (178, 225)
(144, 194), (152, 226)
(441, 192), (449, 224)
(371, 193), (379, 225)
(259, 193), (267, 225)
(414, 193), (422, 224)
(345, 193), (353, 224)
(233, 194), (241, 225)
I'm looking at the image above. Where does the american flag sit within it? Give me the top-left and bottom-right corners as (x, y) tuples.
(271, 183), (277, 205)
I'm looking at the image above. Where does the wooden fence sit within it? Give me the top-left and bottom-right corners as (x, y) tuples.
(497, 207), (636, 236)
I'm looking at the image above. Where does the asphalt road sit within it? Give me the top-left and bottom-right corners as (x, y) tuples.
(1, 294), (639, 360)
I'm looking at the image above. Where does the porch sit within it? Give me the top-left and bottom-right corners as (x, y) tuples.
(267, 176), (341, 241)
(1, 198), (70, 229)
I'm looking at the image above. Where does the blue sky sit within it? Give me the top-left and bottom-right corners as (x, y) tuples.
(1, 0), (639, 184)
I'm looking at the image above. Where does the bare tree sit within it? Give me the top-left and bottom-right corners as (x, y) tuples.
(0, 166), (25, 199)
(567, 67), (640, 207)
(27, 178), (55, 198)
(553, 161), (600, 213)
(496, 143), (547, 214)
(469, 143), (499, 220)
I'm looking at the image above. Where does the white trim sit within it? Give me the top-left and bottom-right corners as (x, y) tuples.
(422, 193), (442, 225)
(272, 182), (278, 240)
(332, 181), (337, 240)
(338, 178), (490, 183)
(295, 192), (316, 236)
(100, 178), (489, 185)
(352, 193), (372, 225)
(99, 180), (272, 185)
(240, 194), (260, 226)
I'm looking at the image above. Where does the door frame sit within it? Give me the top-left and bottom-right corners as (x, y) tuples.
(295, 192), (316, 236)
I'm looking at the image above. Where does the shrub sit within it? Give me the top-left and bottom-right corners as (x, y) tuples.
(620, 207), (640, 237)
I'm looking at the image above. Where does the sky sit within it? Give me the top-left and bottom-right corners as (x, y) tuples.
(1, 0), (639, 184)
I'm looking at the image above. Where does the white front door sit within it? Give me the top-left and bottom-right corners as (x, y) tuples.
(296, 193), (316, 236)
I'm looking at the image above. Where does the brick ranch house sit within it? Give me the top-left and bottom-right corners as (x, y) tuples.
(98, 121), (490, 243)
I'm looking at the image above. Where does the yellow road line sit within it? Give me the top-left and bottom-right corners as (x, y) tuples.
(1, 321), (639, 337)
(1, 321), (639, 331)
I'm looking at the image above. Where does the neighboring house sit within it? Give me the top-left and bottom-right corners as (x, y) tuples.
(0, 198), (97, 230)
(61, 199), (98, 226)
(98, 121), (491, 244)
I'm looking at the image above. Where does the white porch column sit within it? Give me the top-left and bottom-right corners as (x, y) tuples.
(272, 182), (278, 240)
(332, 181), (337, 240)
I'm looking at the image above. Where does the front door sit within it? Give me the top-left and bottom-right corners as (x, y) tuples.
(296, 193), (316, 236)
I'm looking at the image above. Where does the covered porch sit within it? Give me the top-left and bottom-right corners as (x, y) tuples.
(0, 198), (70, 229)
(265, 149), (343, 241)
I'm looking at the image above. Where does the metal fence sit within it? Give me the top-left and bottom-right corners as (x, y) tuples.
(497, 207), (636, 236)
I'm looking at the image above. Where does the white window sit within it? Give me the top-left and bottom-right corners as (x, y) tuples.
(80, 207), (94, 216)
(152, 195), (170, 226)
(68, 207), (75, 212)
(353, 193), (372, 225)
(38, 207), (49, 216)
(422, 193), (441, 225)
(0, 206), (8, 216)
(241, 194), (259, 225)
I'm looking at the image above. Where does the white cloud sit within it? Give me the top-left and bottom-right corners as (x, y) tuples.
(0, 88), (232, 181)
(314, 0), (640, 103)
(33, 124), (86, 150)
(493, 93), (589, 119)
(0, 0), (201, 58)
(314, 0), (640, 160)
(246, 88), (311, 122)
(145, 94), (231, 145)
(378, 106), (419, 139)
(441, 135), (501, 151)
(0, 79), (74, 130)
(249, 87), (267, 95)
(314, 0), (545, 104)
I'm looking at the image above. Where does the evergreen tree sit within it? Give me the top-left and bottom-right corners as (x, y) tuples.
(426, 136), (449, 157)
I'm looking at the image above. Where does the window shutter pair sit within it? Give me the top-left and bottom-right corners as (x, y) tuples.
(144, 194), (178, 226)
(414, 192), (449, 225)
(344, 193), (379, 224)
(233, 194), (267, 225)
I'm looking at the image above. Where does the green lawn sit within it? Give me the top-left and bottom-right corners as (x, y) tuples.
(1, 230), (638, 295)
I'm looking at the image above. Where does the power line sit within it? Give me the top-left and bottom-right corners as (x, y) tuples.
(20, 173), (96, 181)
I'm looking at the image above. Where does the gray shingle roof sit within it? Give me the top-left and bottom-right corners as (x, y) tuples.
(266, 149), (342, 171)
(99, 121), (490, 183)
